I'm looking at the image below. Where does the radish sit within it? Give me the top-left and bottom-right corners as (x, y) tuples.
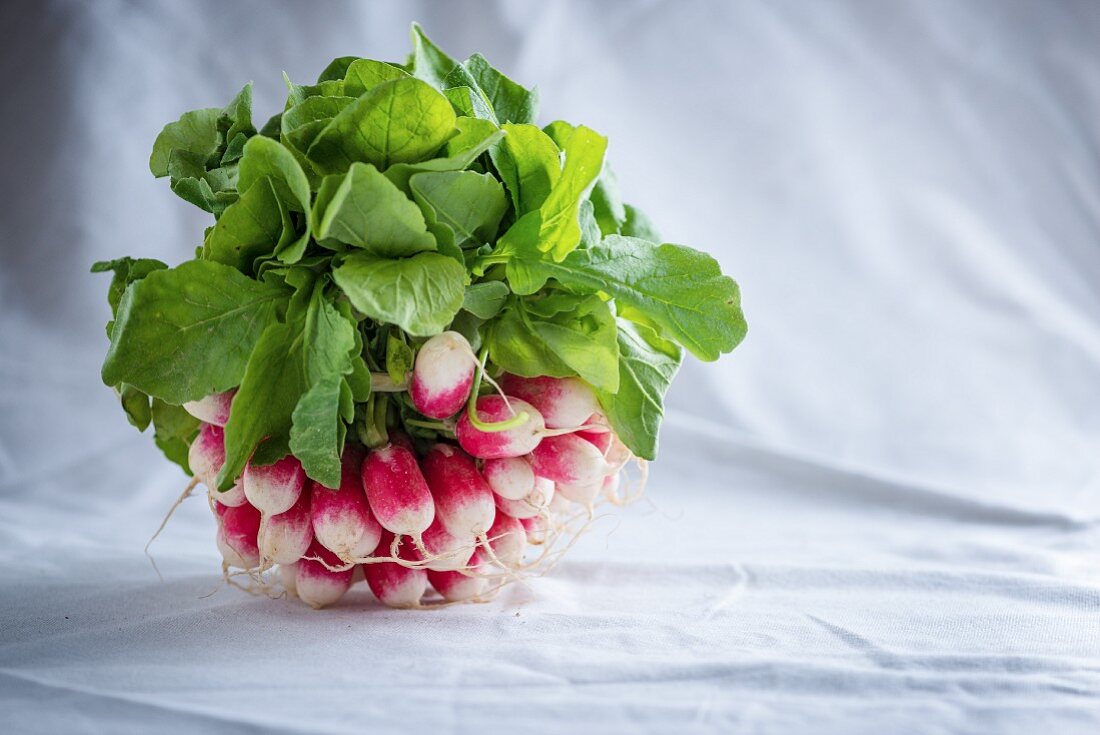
(422, 444), (496, 538)
(214, 501), (261, 569)
(422, 515), (476, 572)
(311, 447), (382, 561)
(409, 331), (476, 419)
(456, 395), (545, 459)
(243, 455), (306, 515)
(529, 433), (608, 487)
(575, 415), (612, 455)
(556, 478), (601, 505)
(520, 516), (547, 545)
(296, 540), (354, 609)
(364, 532), (428, 608)
(495, 477), (554, 520)
(500, 375), (599, 429)
(482, 456), (536, 500)
(360, 444), (435, 536)
(388, 430), (416, 454)
(428, 549), (487, 602)
(483, 510), (525, 568)
(602, 472), (621, 502)
(259, 488), (313, 565)
(189, 424), (248, 506)
(183, 388), (236, 427)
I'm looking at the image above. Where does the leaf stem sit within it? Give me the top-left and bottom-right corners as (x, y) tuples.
(370, 372), (407, 392)
(465, 347), (530, 433)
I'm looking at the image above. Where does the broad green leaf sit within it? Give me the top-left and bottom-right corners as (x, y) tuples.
(102, 260), (288, 404)
(596, 321), (683, 460)
(463, 53), (538, 124)
(318, 56), (363, 83)
(409, 23), (459, 88)
(462, 281), (509, 319)
(409, 170), (507, 247)
(487, 295), (619, 391)
(589, 164), (627, 236)
(281, 95), (356, 158)
(289, 373), (346, 488)
(150, 108), (220, 177)
(578, 199), (601, 248)
(443, 86), (498, 123)
(219, 82), (255, 146)
(119, 383), (152, 431)
(488, 123), (560, 215)
(383, 117), (504, 192)
(385, 331), (415, 384)
(237, 136), (313, 261)
(344, 58), (410, 97)
(307, 77), (457, 174)
(314, 162), (436, 256)
(505, 235), (746, 361)
(203, 176), (294, 272)
(151, 398), (202, 474)
(332, 251), (467, 336)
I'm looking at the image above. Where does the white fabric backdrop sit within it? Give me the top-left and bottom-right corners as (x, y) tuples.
(1, 1), (1098, 732)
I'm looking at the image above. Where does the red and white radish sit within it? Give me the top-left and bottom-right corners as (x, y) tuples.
(214, 501), (261, 569)
(421, 515), (476, 572)
(188, 424), (247, 506)
(495, 477), (554, 520)
(428, 548), (487, 602)
(529, 433), (609, 487)
(456, 395), (545, 459)
(602, 472), (622, 502)
(483, 510), (525, 568)
(312, 447), (382, 561)
(575, 414), (612, 455)
(259, 487), (312, 565)
(422, 444), (496, 538)
(409, 331), (476, 419)
(482, 456), (536, 500)
(243, 455), (306, 515)
(183, 388), (236, 427)
(296, 540), (354, 609)
(500, 375), (599, 429)
(520, 515), (547, 545)
(364, 532), (428, 608)
(360, 444), (435, 536)
(556, 478), (602, 505)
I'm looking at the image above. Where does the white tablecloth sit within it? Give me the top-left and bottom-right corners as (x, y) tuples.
(1, 1), (1098, 733)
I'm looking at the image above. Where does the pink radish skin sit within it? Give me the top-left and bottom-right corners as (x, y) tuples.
(428, 549), (487, 602)
(422, 444), (496, 538)
(183, 389), (236, 427)
(500, 375), (599, 429)
(409, 331), (476, 419)
(360, 444), (435, 536)
(215, 502), (261, 569)
(482, 456), (535, 500)
(575, 415), (612, 455)
(422, 515), (475, 572)
(312, 448), (382, 561)
(521, 516), (547, 545)
(387, 430), (416, 454)
(495, 477), (554, 520)
(484, 511), (525, 568)
(364, 532), (427, 608)
(243, 455), (306, 515)
(189, 425), (247, 506)
(529, 433), (608, 487)
(456, 395), (545, 459)
(259, 488), (313, 565)
(297, 540), (353, 609)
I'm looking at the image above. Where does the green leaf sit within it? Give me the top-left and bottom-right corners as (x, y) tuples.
(385, 331), (415, 384)
(622, 203), (661, 242)
(505, 235), (746, 361)
(318, 56), (363, 83)
(219, 82), (255, 147)
(383, 116), (504, 192)
(409, 170), (507, 247)
(462, 281), (509, 320)
(589, 164), (627, 236)
(150, 398), (202, 475)
(91, 257), (168, 317)
(487, 294), (619, 391)
(150, 108), (220, 177)
(119, 384), (152, 431)
(281, 95), (356, 160)
(203, 176), (294, 272)
(289, 374), (346, 489)
(408, 23), (459, 88)
(462, 53), (538, 124)
(314, 162), (436, 257)
(237, 136), (313, 261)
(332, 251), (467, 336)
(101, 260), (288, 404)
(307, 77), (457, 174)
(488, 123), (561, 215)
(344, 58), (411, 97)
(596, 321), (682, 460)
(442, 86), (498, 123)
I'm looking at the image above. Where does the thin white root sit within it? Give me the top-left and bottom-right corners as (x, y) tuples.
(144, 476), (201, 581)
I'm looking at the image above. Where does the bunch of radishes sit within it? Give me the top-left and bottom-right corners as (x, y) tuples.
(185, 331), (633, 609)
